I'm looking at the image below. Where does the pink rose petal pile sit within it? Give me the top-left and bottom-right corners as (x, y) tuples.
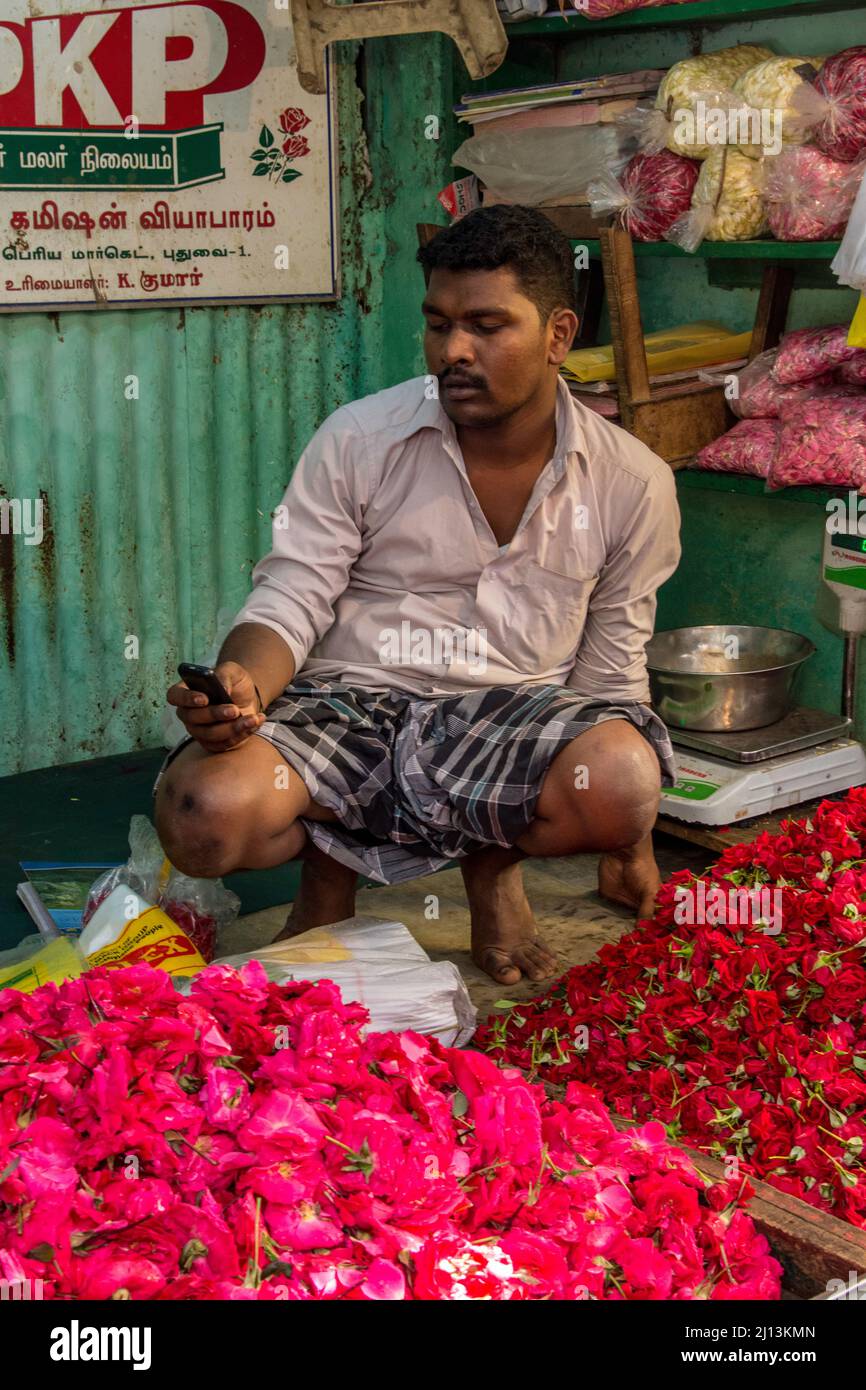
(0, 964), (781, 1301)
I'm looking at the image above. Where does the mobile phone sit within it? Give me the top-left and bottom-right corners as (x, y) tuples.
(177, 662), (232, 706)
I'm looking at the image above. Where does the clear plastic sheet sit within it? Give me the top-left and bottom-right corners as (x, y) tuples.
(768, 395), (866, 491)
(765, 146), (864, 241)
(452, 125), (624, 205)
(695, 417), (780, 477)
(586, 151), (699, 240)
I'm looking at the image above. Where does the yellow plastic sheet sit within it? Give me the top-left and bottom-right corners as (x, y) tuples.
(0, 937), (83, 994)
(563, 320), (753, 384)
(848, 296), (866, 348)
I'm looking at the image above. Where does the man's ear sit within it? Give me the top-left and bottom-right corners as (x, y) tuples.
(548, 308), (579, 366)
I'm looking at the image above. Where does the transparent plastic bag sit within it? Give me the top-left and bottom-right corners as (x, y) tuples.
(651, 45), (774, 157)
(587, 151), (699, 240)
(764, 146), (864, 241)
(831, 168), (866, 292)
(695, 417), (780, 477)
(790, 46), (866, 163)
(452, 125), (625, 206)
(83, 815), (238, 964)
(733, 57), (822, 157)
(836, 354), (866, 383)
(715, 348), (838, 418)
(667, 147), (767, 250)
(773, 323), (861, 383)
(581, 0), (667, 14)
(767, 395), (866, 491)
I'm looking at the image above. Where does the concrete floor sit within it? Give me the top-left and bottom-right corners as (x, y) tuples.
(218, 834), (713, 1021)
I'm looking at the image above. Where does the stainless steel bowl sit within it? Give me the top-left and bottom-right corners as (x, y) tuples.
(647, 624), (815, 732)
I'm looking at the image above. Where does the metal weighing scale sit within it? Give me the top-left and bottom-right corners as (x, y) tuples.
(658, 521), (866, 827)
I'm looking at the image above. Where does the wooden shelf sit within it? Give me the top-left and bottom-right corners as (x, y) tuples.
(571, 237), (842, 260)
(511, 0), (864, 37)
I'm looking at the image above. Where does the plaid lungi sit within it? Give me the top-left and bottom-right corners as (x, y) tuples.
(158, 681), (676, 885)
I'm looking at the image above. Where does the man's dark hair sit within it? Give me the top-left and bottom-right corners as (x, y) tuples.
(417, 204), (577, 322)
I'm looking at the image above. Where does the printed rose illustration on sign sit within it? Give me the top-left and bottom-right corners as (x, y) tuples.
(251, 107), (311, 183)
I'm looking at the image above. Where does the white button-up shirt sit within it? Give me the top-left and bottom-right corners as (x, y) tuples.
(232, 374), (681, 701)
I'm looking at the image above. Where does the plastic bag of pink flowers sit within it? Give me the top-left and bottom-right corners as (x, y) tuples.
(768, 394), (866, 491)
(765, 146), (865, 241)
(724, 349), (838, 418)
(772, 324), (862, 384)
(792, 46), (866, 163)
(695, 417), (780, 477)
(587, 151), (700, 241)
(837, 354), (866, 384)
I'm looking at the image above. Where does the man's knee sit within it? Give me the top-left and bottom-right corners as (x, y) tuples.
(561, 723), (661, 850)
(155, 754), (261, 878)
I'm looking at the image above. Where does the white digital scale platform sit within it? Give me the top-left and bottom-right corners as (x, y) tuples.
(660, 708), (866, 826)
(658, 519), (866, 827)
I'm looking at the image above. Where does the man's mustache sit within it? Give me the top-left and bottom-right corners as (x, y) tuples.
(439, 371), (485, 389)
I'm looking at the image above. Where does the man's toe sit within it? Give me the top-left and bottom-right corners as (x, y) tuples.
(513, 942), (557, 982)
(477, 948), (522, 985)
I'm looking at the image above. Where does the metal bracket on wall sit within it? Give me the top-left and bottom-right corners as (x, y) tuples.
(290, 0), (507, 94)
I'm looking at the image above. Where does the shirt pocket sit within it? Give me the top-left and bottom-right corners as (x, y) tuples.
(488, 560), (599, 675)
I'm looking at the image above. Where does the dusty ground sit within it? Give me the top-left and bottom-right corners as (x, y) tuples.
(219, 834), (713, 1021)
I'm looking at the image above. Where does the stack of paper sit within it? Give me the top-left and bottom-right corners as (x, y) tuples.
(454, 70), (665, 133)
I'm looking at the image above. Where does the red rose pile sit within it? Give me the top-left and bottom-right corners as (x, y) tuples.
(478, 789), (866, 1229)
(0, 963), (780, 1300)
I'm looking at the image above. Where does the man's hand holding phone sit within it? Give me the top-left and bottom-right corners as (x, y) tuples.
(168, 661), (266, 752)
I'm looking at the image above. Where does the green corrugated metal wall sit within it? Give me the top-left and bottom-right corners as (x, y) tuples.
(0, 34), (456, 776)
(5, 12), (866, 779)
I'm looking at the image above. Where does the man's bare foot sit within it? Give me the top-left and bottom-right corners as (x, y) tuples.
(274, 843), (358, 941)
(597, 833), (661, 920)
(462, 846), (558, 986)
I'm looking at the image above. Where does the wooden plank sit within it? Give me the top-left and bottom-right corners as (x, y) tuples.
(750, 263), (795, 360)
(416, 221), (446, 251)
(599, 224), (651, 404)
(538, 205), (603, 241)
(655, 796), (827, 851)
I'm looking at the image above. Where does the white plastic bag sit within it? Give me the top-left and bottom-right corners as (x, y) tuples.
(215, 916), (478, 1046)
(831, 159), (866, 291)
(452, 125), (625, 205)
